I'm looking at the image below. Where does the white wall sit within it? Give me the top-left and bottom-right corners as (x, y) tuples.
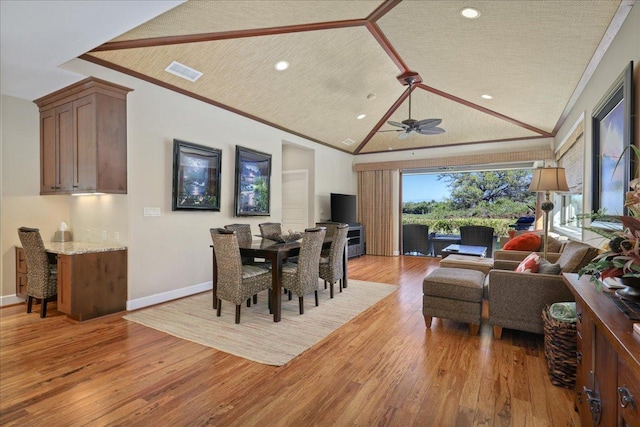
(1, 95), (69, 303)
(0, 59), (356, 307)
(554, 1), (640, 236)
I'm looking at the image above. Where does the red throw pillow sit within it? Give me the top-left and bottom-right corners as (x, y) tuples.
(516, 252), (541, 273)
(503, 232), (542, 251)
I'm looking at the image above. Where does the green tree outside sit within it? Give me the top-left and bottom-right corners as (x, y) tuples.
(403, 170), (535, 236)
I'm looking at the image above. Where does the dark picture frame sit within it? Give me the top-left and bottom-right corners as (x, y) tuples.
(172, 139), (221, 211)
(234, 146), (271, 216)
(591, 61), (634, 227)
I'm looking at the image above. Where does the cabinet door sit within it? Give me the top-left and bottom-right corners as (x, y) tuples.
(73, 95), (97, 191)
(40, 109), (57, 193)
(575, 302), (595, 426)
(57, 255), (71, 315)
(55, 102), (75, 192)
(618, 357), (640, 427)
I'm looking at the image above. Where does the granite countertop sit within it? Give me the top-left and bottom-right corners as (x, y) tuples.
(44, 241), (127, 255)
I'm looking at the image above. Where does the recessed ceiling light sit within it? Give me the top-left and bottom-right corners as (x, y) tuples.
(357, 114), (366, 120)
(481, 94), (493, 99)
(460, 7), (481, 19)
(275, 61), (289, 71)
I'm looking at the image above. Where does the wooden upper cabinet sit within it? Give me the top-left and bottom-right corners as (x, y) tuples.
(34, 77), (132, 195)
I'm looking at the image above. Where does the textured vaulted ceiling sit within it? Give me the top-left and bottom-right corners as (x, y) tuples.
(81, 0), (626, 155)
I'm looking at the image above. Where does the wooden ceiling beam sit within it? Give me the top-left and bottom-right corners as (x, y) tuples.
(416, 83), (554, 138)
(354, 86), (413, 154)
(79, 54), (353, 155)
(367, 0), (403, 22)
(365, 21), (410, 73)
(90, 19), (368, 52)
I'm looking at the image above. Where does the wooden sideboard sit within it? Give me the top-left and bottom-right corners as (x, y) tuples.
(563, 273), (640, 427)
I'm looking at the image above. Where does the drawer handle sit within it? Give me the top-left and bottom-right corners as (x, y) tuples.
(618, 386), (634, 409)
(576, 312), (582, 322)
(583, 386), (602, 425)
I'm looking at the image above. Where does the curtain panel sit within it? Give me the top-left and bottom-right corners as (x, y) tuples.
(357, 170), (394, 256)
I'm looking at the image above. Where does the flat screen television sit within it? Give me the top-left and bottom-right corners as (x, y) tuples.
(330, 193), (357, 225)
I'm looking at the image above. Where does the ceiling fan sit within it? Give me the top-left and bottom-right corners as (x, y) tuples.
(382, 77), (445, 139)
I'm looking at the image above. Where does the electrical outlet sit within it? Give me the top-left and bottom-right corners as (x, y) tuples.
(102, 230), (107, 241)
(114, 232), (120, 242)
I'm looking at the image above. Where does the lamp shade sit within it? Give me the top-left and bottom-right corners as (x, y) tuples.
(529, 167), (570, 192)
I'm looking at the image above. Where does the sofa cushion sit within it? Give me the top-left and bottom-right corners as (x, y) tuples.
(516, 252), (541, 273)
(536, 258), (562, 275)
(503, 232), (542, 251)
(556, 241), (599, 273)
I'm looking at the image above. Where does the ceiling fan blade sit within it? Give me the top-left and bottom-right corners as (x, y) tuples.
(387, 120), (410, 129)
(378, 129), (402, 133)
(415, 118), (442, 129)
(398, 131), (411, 140)
(416, 127), (445, 135)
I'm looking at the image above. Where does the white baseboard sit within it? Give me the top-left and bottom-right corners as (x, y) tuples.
(0, 294), (25, 307)
(126, 281), (213, 311)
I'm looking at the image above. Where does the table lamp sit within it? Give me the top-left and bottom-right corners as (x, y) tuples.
(529, 167), (570, 259)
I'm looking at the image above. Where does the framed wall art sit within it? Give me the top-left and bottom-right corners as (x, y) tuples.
(234, 146), (271, 216)
(591, 61), (634, 226)
(172, 139), (221, 211)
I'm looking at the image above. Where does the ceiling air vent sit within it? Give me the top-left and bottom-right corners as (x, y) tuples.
(342, 138), (356, 146)
(165, 61), (203, 82)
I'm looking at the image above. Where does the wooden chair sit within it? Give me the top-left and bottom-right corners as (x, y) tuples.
(17, 227), (57, 318)
(210, 228), (272, 324)
(281, 227), (326, 314)
(319, 223), (349, 298)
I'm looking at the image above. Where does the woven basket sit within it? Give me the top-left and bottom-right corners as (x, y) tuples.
(542, 305), (577, 388)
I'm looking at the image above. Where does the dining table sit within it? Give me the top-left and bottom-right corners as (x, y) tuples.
(211, 236), (348, 322)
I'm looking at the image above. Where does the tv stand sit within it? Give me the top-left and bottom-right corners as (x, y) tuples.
(347, 224), (365, 258)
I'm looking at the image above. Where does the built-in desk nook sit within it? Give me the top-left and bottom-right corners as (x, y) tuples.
(17, 242), (127, 321)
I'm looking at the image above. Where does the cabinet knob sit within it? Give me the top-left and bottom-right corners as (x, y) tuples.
(576, 312), (582, 322)
(576, 351), (582, 364)
(618, 386), (634, 409)
(583, 386), (602, 425)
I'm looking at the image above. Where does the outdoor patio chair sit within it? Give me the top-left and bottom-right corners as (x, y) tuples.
(460, 225), (495, 258)
(403, 224), (430, 256)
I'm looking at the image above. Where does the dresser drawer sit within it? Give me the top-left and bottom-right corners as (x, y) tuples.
(16, 247), (27, 273)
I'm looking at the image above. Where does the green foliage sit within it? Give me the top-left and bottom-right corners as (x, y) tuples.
(403, 215), (514, 236)
(442, 170), (535, 210)
(402, 170), (536, 236)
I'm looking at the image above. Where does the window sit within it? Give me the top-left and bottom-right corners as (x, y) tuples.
(555, 115), (584, 235)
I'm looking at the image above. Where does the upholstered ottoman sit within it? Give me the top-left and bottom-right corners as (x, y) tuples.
(439, 254), (494, 275)
(423, 267), (485, 335)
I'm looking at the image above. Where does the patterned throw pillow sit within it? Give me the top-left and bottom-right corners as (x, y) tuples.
(516, 252), (541, 273)
(503, 232), (542, 251)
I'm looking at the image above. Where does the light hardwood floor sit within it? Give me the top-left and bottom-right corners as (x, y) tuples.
(1, 255), (579, 426)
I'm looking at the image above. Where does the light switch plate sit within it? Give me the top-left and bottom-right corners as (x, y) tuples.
(144, 207), (161, 217)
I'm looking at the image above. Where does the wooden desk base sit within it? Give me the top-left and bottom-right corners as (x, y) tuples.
(57, 250), (127, 321)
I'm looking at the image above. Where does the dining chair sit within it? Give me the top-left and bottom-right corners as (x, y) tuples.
(281, 227), (326, 314)
(460, 225), (495, 257)
(316, 221), (341, 258)
(17, 227), (58, 318)
(259, 222), (282, 238)
(224, 223), (254, 265)
(319, 223), (349, 298)
(210, 228), (272, 324)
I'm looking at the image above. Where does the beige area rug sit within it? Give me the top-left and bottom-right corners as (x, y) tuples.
(124, 279), (396, 366)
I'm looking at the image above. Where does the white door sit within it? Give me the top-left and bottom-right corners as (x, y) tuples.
(282, 170), (309, 233)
